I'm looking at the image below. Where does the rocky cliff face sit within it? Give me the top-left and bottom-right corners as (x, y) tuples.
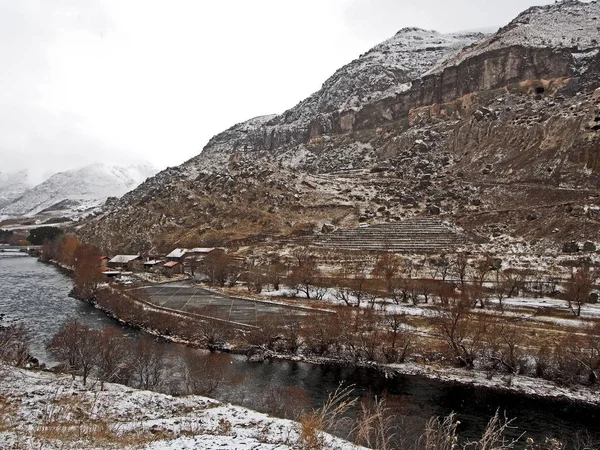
(187, 29), (486, 173)
(79, 1), (600, 254)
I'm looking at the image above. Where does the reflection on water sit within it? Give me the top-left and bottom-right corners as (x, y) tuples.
(1, 257), (599, 447)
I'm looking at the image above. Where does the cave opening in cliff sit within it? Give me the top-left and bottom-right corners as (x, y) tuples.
(535, 86), (545, 95)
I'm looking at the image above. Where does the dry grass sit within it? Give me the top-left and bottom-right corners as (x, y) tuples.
(297, 384), (356, 450)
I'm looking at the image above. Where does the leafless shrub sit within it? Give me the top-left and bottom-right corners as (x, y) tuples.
(128, 336), (168, 391)
(180, 349), (228, 396)
(0, 322), (31, 367)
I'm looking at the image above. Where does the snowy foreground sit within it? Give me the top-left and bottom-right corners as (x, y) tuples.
(0, 366), (366, 450)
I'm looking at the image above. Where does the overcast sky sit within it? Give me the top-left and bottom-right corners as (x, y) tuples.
(1, 0), (558, 182)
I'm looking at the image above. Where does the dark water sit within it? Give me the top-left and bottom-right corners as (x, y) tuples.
(0, 256), (133, 362)
(1, 257), (599, 448)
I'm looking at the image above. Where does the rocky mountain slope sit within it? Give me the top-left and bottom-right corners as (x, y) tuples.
(0, 163), (157, 221)
(79, 1), (600, 255)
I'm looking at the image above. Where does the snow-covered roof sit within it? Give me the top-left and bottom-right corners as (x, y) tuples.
(166, 248), (188, 259)
(143, 259), (161, 265)
(188, 247), (216, 254)
(108, 255), (140, 264)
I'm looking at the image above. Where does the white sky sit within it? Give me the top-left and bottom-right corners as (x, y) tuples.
(0, 0), (557, 182)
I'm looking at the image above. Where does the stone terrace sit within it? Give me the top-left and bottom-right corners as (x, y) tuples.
(313, 218), (473, 253)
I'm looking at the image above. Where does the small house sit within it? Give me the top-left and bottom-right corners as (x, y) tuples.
(101, 266), (121, 279)
(108, 255), (142, 271)
(186, 247), (217, 259)
(166, 248), (188, 262)
(143, 259), (162, 272)
(163, 261), (183, 277)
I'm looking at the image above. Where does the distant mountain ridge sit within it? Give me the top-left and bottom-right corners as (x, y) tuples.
(0, 170), (34, 210)
(0, 163), (157, 220)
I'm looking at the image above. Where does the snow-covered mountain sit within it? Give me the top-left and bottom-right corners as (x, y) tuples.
(0, 163), (157, 219)
(189, 28), (487, 173)
(79, 1), (600, 253)
(0, 170), (35, 210)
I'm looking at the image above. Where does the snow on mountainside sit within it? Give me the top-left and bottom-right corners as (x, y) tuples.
(78, 1), (600, 253)
(0, 170), (35, 209)
(187, 28), (487, 172)
(428, 0), (600, 74)
(292, 28), (487, 114)
(0, 163), (157, 219)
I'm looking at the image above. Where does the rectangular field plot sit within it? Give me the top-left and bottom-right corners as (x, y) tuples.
(143, 284), (311, 326)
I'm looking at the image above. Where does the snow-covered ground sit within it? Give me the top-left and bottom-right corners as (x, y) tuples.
(427, 0), (600, 75)
(388, 361), (600, 407)
(0, 365), (366, 450)
(259, 283), (600, 325)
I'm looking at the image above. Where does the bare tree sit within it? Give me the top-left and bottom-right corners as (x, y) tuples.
(180, 349), (228, 396)
(46, 320), (100, 385)
(431, 300), (489, 368)
(73, 242), (104, 300)
(201, 249), (234, 287)
(289, 248), (321, 299)
(452, 253), (469, 290)
(96, 328), (129, 388)
(373, 253), (402, 295)
(564, 266), (597, 317)
(0, 322), (31, 367)
(334, 257), (372, 307)
(265, 253), (286, 291)
(484, 322), (525, 375)
(382, 312), (413, 363)
(129, 336), (167, 391)
(503, 268), (530, 298)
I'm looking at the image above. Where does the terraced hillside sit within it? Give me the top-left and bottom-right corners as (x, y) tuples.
(313, 218), (473, 253)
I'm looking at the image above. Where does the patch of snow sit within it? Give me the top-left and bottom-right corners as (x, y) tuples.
(0, 365), (366, 450)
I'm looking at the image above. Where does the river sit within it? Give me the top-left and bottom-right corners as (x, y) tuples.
(1, 256), (599, 447)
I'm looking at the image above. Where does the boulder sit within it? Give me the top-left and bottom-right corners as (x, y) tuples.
(583, 241), (596, 252)
(321, 223), (336, 234)
(491, 258), (503, 270)
(428, 205), (441, 215)
(562, 241), (580, 253)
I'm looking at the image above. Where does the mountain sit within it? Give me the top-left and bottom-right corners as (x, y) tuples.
(190, 28), (486, 173)
(0, 163), (158, 220)
(0, 170), (35, 210)
(79, 1), (600, 254)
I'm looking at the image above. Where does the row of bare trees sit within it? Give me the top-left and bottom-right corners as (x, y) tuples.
(235, 248), (598, 316)
(46, 319), (230, 395)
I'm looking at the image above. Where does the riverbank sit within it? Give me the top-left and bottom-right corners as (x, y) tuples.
(4, 256), (600, 444)
(39, 257), (600, 412)
(0, 364), (364, 450)
(69, 277), (600, 412)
